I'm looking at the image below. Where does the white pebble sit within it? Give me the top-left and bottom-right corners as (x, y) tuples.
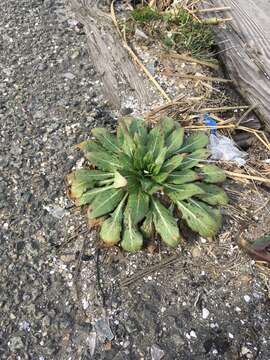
(235, 307), (241, 312)
(190, 330), (197, 338)
(244, 295), (251, 303)
(228, 333), (234, 339)
(82, 299), (89, 310)
(202, 308), (210, 319)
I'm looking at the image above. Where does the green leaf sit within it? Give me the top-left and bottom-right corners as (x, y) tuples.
(197, 165), (226, 183)
(125, 192), (149, 225)
(129, 118), (148, 143)
(152, 199), (181, 248)
(167, 169), (199, 184)
(196, 183), (229, 206)
(117, 119), (136, 156)
(140, 211), (155, 239)
(88, 188), (125, 219)
(140, 178), (161, 194)
(121, 214), (143, 252)
(86, 152), (122, 171)
(161, 154), (186, 174)
(125, 174), (141, 194)
(113, 171), (127, 188)
(100, 196), (126, 245)
(147, 127), (165, 159)
(69, 169), (113, 199)
(152, 171), (170, 184)
(77, 140), (105, 153)
(92, 128), (121, 153)
(152, 147), (168, 175)
(179, 149), (209, 170)
(176, 199), (221, 237)
(78, 185), (114, 206)
(165, 126), (184, 157)
(179, 132), (208, 153)
(166, 183), (205, 201)
(160, 117), (175, 138)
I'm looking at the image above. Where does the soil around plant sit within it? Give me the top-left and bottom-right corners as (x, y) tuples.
(0, 1), (270, 360)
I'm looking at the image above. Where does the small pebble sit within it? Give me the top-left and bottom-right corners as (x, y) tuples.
(244, 295), (251, 303)
(190, 330), (197, 339)
(202, 308), (210, 319)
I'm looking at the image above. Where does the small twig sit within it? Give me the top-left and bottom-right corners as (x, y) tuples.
(121, 255), (179, 287)
(74, 237), (87, 302)
(197, 105), (249, 113)
(96, 248), (106, 307)
(224, 171), (270, 185)
(174, 73), (232, 83)
(191, 6), (231, 14)
(236, 103), (258, 127)
(201, 17), (232, 25)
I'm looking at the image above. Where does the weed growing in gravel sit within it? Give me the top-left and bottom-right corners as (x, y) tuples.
(68, 117), (228, 252)
(131, 6), (214, 58)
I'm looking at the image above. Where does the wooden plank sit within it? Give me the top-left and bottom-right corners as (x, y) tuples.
(199, 0), (270, 131)
(68, 0), (158, 111)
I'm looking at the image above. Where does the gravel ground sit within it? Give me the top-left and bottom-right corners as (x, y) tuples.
(1, 1), (270, 360)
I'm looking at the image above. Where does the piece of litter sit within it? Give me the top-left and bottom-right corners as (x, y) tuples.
(87, 332), (97, 357)
(204, 114), (217, 135)
(43, 205), (66, 219)
(208, 133), (247, 166)
(190, 330), (197, 338)
(244, 295), (251, 303)
(95, 318), (114, 341)
(151, 344), (164, 360)
(202, 308), (210, 319)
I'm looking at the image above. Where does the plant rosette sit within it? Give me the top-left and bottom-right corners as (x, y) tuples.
(67, 117), (228, 252)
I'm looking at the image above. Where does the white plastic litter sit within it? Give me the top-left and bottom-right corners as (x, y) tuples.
(95, 318), (114, 341)
(151, 344), (165, 360)
(43, 205), (66, 219)
(86, 332), (97, 357)
(208, 134), (247, 166)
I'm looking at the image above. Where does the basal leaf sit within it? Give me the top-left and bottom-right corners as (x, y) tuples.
(100, 196), (126, 245)
(160, 117), (175, 138)
(147, 127), (165, 159)
(196, 183), (229, 205)
(78, 185), (113, 206)
(68, 169), (113, 199)
(197, 165), (226, 183)
(113, 171), (128, 188)
(179, 149), (209, 170)
(152, 199), (181, 248)
(121, 214), (143, 252)
(167, 169), (200, 185)
(125, 192), (149, 225)
(141, 211), (155, 239)
(88, 188), (125, 219)
(152, 147), (167, 175)
(166, 183), (205, 201)
(76, 140), (105, 153)
(179, 132), (208, 153)
(86, 152), (122, 171)
(161, 154), (186, 174)
(176, 199), (221, 237)
(140, 178), (161, 194)
(92, 128), (121, 154)
(165, 127), (184, 157)
(129, 118), (148, 143)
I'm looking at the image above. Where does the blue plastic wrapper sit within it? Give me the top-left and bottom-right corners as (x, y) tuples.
(203, 113), (217, 135)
